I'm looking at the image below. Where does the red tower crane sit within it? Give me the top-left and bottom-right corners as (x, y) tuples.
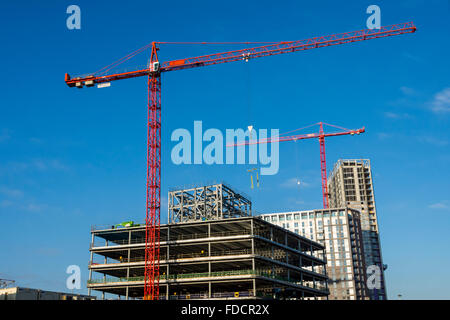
(64, 22), (416, 300)
(231, 122), (365, 209)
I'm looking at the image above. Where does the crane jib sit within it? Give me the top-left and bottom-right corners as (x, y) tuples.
(65, 22), (416, 88)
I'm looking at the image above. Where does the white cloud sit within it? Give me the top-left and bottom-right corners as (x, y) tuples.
(429, 201), (449, 210)
(430, 87), (450, 114)
(1, 159), (68, 174)
(384, 112), (412, 119)
(402, 52), (422, 63)
(0, 186), (24, 198)
(377, 132), (391, 140)
(0, 199), (14, 208)
(400, 86), (415, 96)
(0, 129), (11, 142)
(29, 137), (43, 144)
(417, 136), (448, 147)
(24, 203), (48, 213)
(280, 177), (310, 189)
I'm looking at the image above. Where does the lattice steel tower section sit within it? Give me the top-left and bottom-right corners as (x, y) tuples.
(169, 184), (252, 224)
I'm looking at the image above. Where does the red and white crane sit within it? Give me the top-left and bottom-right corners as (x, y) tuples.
(64, 22), (416, 300)
(231, 122), (365, 209)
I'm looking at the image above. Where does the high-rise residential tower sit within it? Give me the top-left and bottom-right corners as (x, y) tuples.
(261, 208), (368, 300)
(327, 159), (386, 300)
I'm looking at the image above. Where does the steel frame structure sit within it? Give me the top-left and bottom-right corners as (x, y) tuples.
(65, 22), (416, 300)
(88, 215), (329, 300)
(169, 184), (252, 224)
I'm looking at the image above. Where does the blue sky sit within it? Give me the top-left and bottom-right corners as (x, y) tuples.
(0, 0), (449, 299)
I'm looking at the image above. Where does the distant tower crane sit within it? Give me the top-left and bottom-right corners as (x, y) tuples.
(231, 122), (365, 209)
(64, 22), (416, 300)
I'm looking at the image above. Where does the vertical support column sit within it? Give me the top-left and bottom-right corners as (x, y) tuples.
(318, 122), (329, 209)
(285, 233), (288, 265)
(144, 43), (162, 301)
(251, 220), (255, 256)
(208, 262), (212, 297)
(167, 228), (170, 301)
(300, 272), (303, 287)
(207, 223), (211, 262)
(88, 232), (94, 296)
(209, 282), (212, 299)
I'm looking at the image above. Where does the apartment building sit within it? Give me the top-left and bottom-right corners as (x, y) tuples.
(327, 159), (386, 300)
(260, 208), (368, 300)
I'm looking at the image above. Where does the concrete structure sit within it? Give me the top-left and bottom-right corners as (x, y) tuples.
(0, 287), (95, 300)
(261, 208), (368, 300)
(327, 159), (386, 300)
(88, 184), (329, 300)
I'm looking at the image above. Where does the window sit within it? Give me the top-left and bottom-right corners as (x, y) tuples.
(286, 214), (292, 221)
(294, 222), (298, 228)
(294, 213), (300, 220)
(279, 215), (285, 222)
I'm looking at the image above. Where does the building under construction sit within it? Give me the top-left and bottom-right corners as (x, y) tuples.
(87, 184), (329, 300)
(327, 159), (386, 300)
(260, 207), (369, 300)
